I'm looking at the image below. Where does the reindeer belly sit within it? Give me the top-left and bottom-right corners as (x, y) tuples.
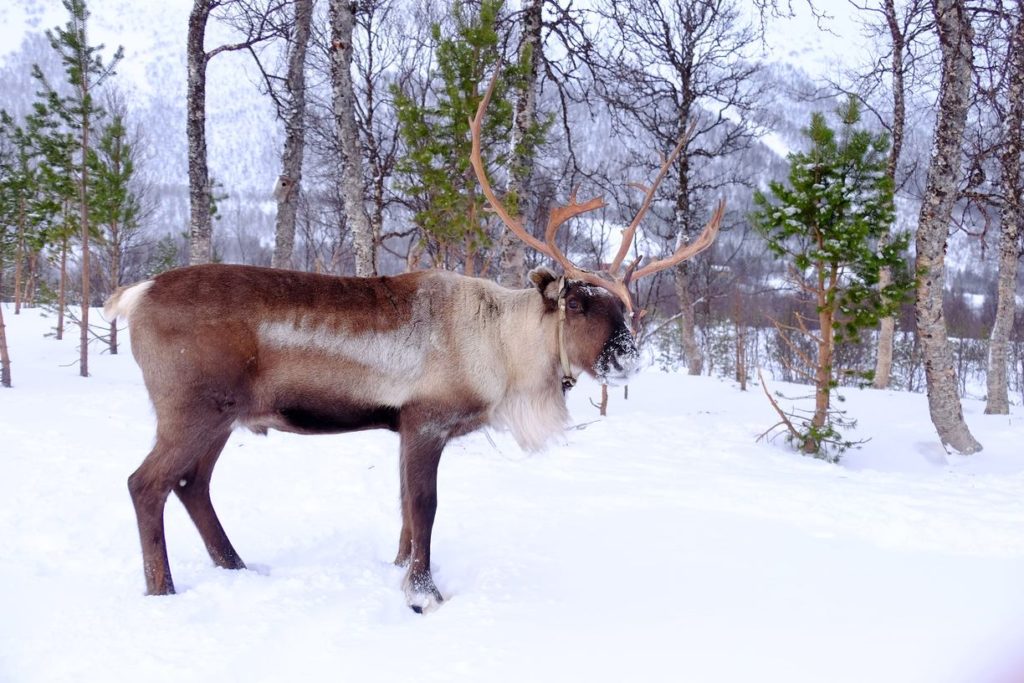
(243, 344), (411, 436)
(274, 399), (400, 434)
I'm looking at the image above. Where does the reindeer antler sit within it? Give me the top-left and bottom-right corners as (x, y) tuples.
(469, 70), (725, 332)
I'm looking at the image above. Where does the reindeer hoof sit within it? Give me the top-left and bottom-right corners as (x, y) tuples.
(403, 571), (444, 614)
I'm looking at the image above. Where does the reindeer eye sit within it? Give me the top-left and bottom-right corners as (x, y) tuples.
(566, 298), (582, 312)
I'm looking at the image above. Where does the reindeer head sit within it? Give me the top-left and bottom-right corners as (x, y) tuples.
(529, 266), (640, 385)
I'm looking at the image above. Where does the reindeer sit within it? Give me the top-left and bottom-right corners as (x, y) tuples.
(105, 74), (723, 613)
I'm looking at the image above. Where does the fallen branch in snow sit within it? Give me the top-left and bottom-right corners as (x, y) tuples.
(756, 368), (802, 445)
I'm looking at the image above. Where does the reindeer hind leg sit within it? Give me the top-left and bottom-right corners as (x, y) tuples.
(128, 415), (241, 595)
(173, 428), (245, 571)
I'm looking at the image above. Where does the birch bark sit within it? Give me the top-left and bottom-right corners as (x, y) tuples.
(914, 0), (981, 453)
(985, 2), (1023, 415)
(271, 0), (313, 270)
(872, 0), (909, 389)
(496, 0), (542, 287)
(187, 0), (214, 265)
(330, 0), (375, 276)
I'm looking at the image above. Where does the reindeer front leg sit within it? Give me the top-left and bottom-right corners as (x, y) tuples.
(393, 477), (412, 568)
(397, 411), (447, 614)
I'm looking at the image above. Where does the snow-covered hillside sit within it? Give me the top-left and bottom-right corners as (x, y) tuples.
(2, 304), (1023, 683)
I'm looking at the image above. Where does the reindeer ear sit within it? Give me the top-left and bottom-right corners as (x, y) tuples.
(528, 266), (561, 307)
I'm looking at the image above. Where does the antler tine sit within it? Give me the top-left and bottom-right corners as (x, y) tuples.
(468, 67), (552, 259)
(608, 118), (699, 275)
(622, 254), (643, 287)
(630, 199), (725, 281)
(471, 70), (611, 294)
(544, 193), (607, 267)
(542, 199), (610, 288)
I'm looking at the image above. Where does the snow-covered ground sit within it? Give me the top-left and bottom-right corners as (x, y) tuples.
(2, 303), (1023, 683)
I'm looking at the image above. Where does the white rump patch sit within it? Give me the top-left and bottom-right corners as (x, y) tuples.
(103, 279), (154, 321)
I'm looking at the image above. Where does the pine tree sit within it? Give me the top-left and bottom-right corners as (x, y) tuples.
(752, 98), (912, 460)
(393, 0), (540, 274)
(0, 112), (42, 316)
(33, 0), (122, 376)
(0, 124), (19, 387)
(89, 110), (140, 354)
(27, 99), (82, 340)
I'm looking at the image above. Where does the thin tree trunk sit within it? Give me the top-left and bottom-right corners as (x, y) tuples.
(496, 0), (542, 287)
(873, 0), (908, 390)
(330, 0), (375, 277)
(187, 0), (214, 265)
(58, 232), (68, 340)
(271, 0), (312, 270)
(672, 136), (703, 375)
(0, 296), (9, 387)
(673, 263), (702, 375)
(914, 0), (981, 453)
(357, 10), (385, 275)
(79, 98), (91, 378)
(873, 267), (896, 388)
(23, 253), (37, 309)
(805, 266), (835, 454)
(985, 3), (1023, 415)
(734, 293), (747, 391)
(0, 259), (9, 385)
(109, 219), (120, 355)
(14, 196), (25, 315)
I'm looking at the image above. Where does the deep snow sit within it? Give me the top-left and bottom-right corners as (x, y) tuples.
(1, 303), (1023, 683)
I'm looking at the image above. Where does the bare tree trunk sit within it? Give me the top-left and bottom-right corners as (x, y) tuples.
(873, 267), (896, 388)
(496, 0), (542, 287)
(14, 196), (25, 315)
(673, 151), (703, 375)
(0, 296), (10, 388)
(330, 0), (375, 277)
(985, 2), (1023, 415)
(733, 293), (747, 391)
(187, 0), (214, 265)
(57, 232), (68, 341)
(79, 91), (91, 378)
(673, 262), (703, 375)
(872, 0), (910, 390)
(109, 219), (120, 355)
(914, 0), (981, 453)
(23, 253), (37, 309)
(0, 260), (10, 386)
(271, 0), (313, 270)
(805, 267), (835, 454)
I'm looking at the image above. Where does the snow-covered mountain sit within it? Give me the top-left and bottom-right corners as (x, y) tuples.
(0, 0), (872, 198)
(0, 0), (996, 285)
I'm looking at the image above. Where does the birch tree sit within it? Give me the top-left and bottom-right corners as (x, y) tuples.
(0, 130), (15, 387)
(495, 0), (542, 287)
(914, 0), (981, 453)
(267, 0), (313, 269)
(984, 0), (1023, 415)
(187, 0), (280, 265)
(590, 0), (761, 375)
(330, 0), (376, 276)
(846, 0), (931, 389)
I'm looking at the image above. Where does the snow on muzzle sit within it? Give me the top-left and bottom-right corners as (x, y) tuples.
(595, 326), (641, 385)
